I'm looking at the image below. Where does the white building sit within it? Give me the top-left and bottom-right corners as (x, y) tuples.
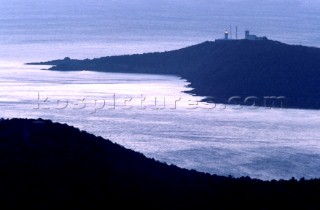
(245, 30), (267, 40)
(224, 30), (229, 40)
(216, 29), (267, 41)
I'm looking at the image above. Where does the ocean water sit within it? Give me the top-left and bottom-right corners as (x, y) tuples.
(1, 0), (320, 180)
(1, 0), (320, 62)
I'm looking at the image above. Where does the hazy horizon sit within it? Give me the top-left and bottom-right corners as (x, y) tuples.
(1, 0), (320, 62)
(1, 0), (320, 180)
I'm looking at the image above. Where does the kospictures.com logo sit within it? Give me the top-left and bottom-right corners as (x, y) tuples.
(33, 92), (287, 113)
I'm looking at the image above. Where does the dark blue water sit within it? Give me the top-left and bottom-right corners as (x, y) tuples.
(1, 0), (320, 180)
(1, 0), (320, 62)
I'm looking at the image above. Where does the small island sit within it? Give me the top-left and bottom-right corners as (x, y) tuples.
(29, 36), (320, 110)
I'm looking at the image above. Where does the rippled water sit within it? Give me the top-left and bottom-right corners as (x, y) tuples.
(1, 0), (320, 62)
(1, 0), (320, 180)
(1, 63), (320, 180)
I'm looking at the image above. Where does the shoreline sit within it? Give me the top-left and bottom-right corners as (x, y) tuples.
(28, 39), (320, 110)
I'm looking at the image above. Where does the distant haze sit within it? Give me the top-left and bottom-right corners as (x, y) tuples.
(1, 0), (320, 180)
(0, 0), (320, 62)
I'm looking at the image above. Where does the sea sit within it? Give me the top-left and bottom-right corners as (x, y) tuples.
(1, 0), (320, 180)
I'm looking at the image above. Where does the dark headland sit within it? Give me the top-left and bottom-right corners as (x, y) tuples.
(1, 118), (320, 209)
(30, 39), (320, 109)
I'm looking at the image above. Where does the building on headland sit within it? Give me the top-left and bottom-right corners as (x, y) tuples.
(216, 29), (233, 41)
(244, 30), (267, 40)
(216, 29), (267, 41)
(224, 30), (229, 40)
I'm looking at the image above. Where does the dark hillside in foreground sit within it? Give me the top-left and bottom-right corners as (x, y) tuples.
(30, 39), (320, 109)
(0, 118), (320, 209)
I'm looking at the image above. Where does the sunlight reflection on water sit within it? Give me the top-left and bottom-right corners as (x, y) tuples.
(1, 63), (320, 180)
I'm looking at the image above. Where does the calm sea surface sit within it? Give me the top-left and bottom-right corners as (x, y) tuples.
(1, 0), (320, 180)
